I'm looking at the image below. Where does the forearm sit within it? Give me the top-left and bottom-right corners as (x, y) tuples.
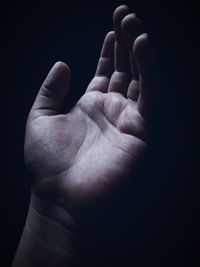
(12, 194), (86, 267)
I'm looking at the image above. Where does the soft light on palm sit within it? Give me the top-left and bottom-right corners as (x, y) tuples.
(25, 6), (155, 209)
(26, 90), (147, 204)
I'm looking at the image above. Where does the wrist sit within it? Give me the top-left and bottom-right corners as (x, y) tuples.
(28, 193), (78, 255)
(13, 193), (90, 266)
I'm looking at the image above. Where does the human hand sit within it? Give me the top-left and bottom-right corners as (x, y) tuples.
(25, 5), (155, 212)
(13, 5), (156, 267)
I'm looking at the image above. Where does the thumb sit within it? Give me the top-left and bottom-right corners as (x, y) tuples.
(30, 61), (71, 119)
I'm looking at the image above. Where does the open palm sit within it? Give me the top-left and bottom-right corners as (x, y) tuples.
(25, 6), (155, 210)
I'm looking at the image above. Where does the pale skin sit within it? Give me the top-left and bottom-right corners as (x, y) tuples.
(13, 5), (155, 267)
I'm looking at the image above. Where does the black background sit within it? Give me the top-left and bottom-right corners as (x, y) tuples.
(0, 0), (197, 266)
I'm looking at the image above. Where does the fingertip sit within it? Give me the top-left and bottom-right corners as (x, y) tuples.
(133, 33), (154, 59)
(138, 33), (148, 41)
(134, 33), (149, 50)
(121, 13), (137, 24)
(121, 13), (141, 30)
(43, 61), (71, 93)
(113, 4), (130, 22)
(107, 30), (114, 36)
(53, 61), (71, 75)
(113, 4), (130, 15)
(105, 31), (115, 41)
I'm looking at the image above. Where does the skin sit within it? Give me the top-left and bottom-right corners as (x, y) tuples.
(13, 5), (155, 267)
